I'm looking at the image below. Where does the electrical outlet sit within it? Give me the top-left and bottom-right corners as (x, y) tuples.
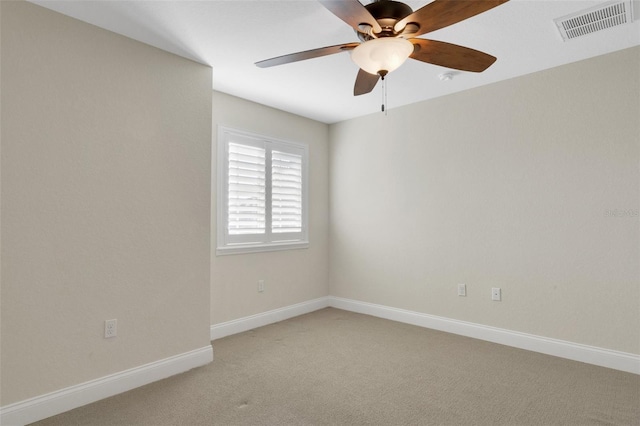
(105, 319), (117, 338)
(258, 280), (265, 293)
(491, 288), (501, 301)
(457, 283), (466, 296)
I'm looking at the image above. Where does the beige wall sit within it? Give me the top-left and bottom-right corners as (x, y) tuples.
(211, 91), (330, 325)
(330, 47), (640, 354)
(1, 1), (212, 405)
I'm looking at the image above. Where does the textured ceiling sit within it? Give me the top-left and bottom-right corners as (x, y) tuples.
(31, 0), (640, 123)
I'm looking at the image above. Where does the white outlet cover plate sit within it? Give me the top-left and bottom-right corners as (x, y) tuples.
(105, 319), (117, 338)
(491, 288), (501, 301)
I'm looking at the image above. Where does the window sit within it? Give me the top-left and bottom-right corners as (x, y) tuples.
(217, 126), (309, 255)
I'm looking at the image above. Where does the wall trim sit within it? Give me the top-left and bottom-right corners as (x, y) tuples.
(328, 296), (640, 375)
(210, 296), (330, 341)
(211, 295), (638, 374)
(6, 297), (636, 425)
(0, 345), (213, 426)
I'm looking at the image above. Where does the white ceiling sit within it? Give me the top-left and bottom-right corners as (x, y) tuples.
(30, 0), (640, 124)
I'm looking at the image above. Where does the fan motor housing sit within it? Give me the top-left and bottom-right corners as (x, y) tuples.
(365, 0), (413, 21)
(359, 0), (414, 40)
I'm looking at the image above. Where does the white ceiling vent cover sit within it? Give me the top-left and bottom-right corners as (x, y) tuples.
(554, 0), (633, 41)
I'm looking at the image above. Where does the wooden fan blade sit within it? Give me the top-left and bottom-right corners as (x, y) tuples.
(395, 0), (509, 37)
(354, 69), (380, 96)
(256, 43), (359, 68)
(410, 39), (496, 72)
(319, 0), (382, 34)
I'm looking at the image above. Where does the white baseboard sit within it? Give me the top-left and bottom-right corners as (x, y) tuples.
(6, 297), (635, 425)
(210, 296), (330, 341)
(211, 295), (638, 374)
(0, 345), (213, 426)
(329, 296), (640, 375)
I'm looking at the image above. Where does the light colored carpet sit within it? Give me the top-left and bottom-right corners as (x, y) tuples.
(32, 308), (639, 425)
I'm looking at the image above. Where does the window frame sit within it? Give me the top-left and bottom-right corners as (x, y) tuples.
(216, 126), (309, 256)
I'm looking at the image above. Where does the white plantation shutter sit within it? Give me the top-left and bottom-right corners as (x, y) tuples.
(217, 126), (308, 254)
(227, 142), (266, 236)
(271, 150), (302, 234)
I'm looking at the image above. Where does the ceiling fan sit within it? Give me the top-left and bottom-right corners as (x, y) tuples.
(256, 0), (510, 96)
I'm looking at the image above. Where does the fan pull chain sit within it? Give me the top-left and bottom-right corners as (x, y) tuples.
(385, 76), (388, 116)
(381, 75), (387, 116)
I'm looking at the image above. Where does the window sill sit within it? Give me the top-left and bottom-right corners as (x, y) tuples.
(216, 241), (309, 256)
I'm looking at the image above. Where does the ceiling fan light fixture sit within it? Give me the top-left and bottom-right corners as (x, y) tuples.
(351, 37), (413, 76)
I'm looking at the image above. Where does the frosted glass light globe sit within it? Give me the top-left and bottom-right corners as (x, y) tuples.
(351, 37), (414, 75)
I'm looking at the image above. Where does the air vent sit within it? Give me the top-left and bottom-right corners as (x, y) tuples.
(554, 0), (633, 41)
